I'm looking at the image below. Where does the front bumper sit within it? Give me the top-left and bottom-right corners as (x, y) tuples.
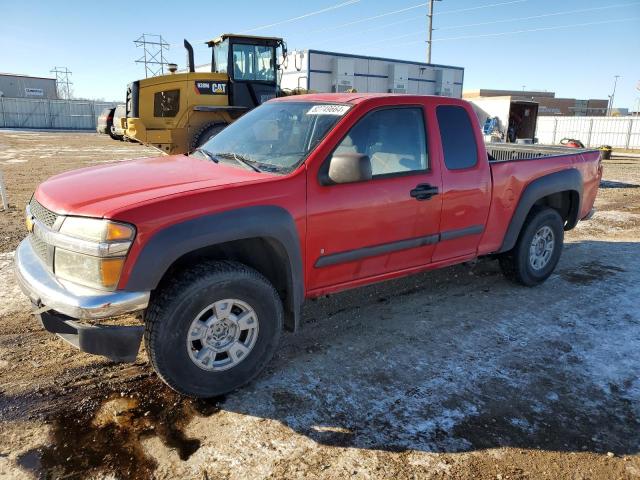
(14, 238), (149, 319)
(14, 238), (150, 362)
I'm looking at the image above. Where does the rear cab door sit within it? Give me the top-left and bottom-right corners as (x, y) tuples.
(431, 99), (492, 262)
(305, 96), (443, 294)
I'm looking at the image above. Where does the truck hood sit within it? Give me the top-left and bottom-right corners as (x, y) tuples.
(35, 154), (267, 217)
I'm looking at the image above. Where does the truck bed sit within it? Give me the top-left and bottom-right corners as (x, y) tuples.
(480, 144), (602, 255)
(486, 143), (599, 162)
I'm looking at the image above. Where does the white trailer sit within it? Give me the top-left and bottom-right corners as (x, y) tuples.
(279, 49), (464, 97)
(466, 96), (539, 143)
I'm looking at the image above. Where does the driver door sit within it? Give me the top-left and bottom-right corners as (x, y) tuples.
(306, 104), (443, 292)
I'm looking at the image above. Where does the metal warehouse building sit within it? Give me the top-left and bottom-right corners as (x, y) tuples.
(280, 50), (464, 97)
(0, 73), (58, 99)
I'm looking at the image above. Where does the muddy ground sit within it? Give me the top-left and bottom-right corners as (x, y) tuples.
(0, 130), (639, 480)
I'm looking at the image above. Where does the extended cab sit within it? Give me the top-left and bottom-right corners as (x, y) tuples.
(15, 94), (602, 397)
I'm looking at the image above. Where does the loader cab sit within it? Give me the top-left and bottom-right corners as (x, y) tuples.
(208, 34), (285, 109)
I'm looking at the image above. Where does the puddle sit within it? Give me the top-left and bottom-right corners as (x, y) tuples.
(17, 376), (223, 480)
(561, 261), (625, 285)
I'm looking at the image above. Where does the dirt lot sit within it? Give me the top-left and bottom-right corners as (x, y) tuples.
(0, 130), (639, 480)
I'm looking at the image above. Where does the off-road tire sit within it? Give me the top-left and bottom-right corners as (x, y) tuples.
(144, 261), (283, 398)
(498, 207), (564, 286)
(189, 123), (227, 152)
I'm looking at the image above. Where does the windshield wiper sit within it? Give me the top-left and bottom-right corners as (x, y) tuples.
(193, 147), (218, 163)
(212, 152), (262, 173)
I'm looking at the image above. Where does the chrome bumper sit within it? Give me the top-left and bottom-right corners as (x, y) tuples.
(14, 238), (150, 320)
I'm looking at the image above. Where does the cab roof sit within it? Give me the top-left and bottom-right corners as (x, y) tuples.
(272, 92), (443, 105)
(207, 34), (284, 46)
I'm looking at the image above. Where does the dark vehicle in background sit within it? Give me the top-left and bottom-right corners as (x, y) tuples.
(96, 107), (116, 137)
(110, 104), (127, 141)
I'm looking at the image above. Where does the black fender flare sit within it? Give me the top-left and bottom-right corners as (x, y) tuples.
(498, 169), (582, 253)
(124, 206), (303, 330)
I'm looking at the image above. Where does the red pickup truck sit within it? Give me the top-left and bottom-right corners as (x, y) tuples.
(15, 94), (602, 397)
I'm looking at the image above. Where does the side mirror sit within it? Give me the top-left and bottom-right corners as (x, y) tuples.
(321, 153), (372, 185)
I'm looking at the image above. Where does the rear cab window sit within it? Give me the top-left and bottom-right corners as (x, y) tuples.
(436, 105), (478, 170)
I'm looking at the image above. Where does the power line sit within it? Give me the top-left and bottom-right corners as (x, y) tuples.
(50, 67), (72, 100)
(313, 16), (421, 45)
(243, 0), (362, 33)
(349, 2), (639, 48)
(391, 17), (639, 45)
(309, 0), (526, 33)
(311, 0), (635, 46)
(437, 2), (640, 31)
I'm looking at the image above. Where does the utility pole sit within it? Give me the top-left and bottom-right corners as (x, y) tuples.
(607, 74), (621, 116)
(427, 0), (441, 64)
(50, 67), (73, 100)
(134, 34), (170, 78)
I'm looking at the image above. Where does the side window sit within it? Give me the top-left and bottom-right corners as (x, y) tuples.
(255, 45), (275, 81)
(332, 108), (428, 176)
(153, 90), (180, 118)
(214, 40), (228, 74)
(436, 105), (478, 170)
(232, 44), (255, 81)
(231, 44), (275, 82)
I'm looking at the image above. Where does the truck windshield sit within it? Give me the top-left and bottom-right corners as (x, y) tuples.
(199, 102), (350, 173)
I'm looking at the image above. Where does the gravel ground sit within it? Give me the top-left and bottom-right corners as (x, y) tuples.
(0, 131), (639, 480)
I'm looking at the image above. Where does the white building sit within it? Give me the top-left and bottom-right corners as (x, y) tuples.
(279, 49), (464, 97)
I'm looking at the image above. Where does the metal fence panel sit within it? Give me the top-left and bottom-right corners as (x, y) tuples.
(0, 97), (118, 130)
(536, 116), (640, 149)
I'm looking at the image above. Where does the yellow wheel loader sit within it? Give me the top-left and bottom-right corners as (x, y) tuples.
(124, 34), (286, 155)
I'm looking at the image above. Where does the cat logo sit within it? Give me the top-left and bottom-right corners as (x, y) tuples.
(211, 82), (227, 94)
(195, 81), (228, 95)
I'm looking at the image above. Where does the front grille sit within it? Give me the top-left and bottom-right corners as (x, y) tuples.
(29, 197), (58, 228)
(29, 234), (48, 263)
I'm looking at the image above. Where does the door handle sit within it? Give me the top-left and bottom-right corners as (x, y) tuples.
(410, 183), (439, 201)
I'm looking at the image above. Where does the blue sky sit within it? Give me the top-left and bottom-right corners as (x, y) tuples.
(1, 0), (639, 108)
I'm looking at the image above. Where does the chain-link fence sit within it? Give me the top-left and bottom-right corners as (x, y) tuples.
(536, 116), (640, 149)
(0, 97), (118, 130)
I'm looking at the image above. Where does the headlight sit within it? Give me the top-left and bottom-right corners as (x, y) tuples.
(55, 249), (125, 290)
(59, 217), (135, 242)
(53, 217), (135, 290)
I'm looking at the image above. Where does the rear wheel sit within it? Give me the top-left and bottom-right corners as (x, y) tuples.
(499, 207), (564, 286)
(144, 261), (283, 398)
(190, 123), (227, 152)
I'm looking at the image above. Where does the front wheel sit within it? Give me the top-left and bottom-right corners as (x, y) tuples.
(144, 261), (283, 398)
(499, 207), (564, 286)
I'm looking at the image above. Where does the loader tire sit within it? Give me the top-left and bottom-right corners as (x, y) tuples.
(189, 123), (227, 152)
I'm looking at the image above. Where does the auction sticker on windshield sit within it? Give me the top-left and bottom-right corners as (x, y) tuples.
(306, 105), (350, 116)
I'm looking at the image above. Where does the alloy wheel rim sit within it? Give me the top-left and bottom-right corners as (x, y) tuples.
(529, 225), (555, 271)
(186, 299), (259, 371)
